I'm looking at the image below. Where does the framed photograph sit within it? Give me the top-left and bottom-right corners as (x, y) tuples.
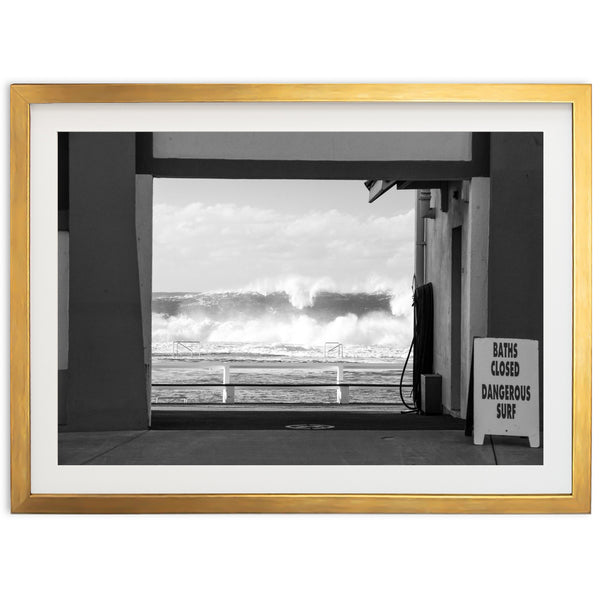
(10, 84), (591, 513)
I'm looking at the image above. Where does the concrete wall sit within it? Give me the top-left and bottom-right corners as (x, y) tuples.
(423, 132), (542, 419)
(66, 133), (148, 431)
(487, 132), (543, 422)
(460, 179), (490, 416)
(423, 189), (454, 413)
(423, 178), (490, 416)
(58, 232), (69, 424)
(58, 232), (70, 370)
(487, 133), (543, 340)
(154, 132), (472, 162)
(135, 175), (153, 425)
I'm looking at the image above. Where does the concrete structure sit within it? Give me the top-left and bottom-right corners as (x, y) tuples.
(419, 133), (543, 417)
(59, 133), (149, 430)
(420, 179), (490, 416)
(57, 131), (541, 430)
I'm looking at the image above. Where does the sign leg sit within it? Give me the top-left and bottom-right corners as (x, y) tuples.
(473, 432), (485, 445)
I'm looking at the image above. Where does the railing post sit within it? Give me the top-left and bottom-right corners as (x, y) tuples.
(336, 365), (349, 404)
(222, 365), (235, 404)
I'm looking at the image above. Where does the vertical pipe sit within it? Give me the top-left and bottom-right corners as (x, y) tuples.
(415, 190), (428, 287)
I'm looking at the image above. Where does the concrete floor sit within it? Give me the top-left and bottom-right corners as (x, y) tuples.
(58, 428), (542, 465)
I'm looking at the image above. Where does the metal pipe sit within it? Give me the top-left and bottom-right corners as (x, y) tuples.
(415, 190), (431, 287)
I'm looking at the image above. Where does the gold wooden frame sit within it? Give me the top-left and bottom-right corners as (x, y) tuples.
(10, 84), (591, 513)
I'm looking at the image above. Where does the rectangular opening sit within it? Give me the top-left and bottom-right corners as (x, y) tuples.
(151, 178), (415, 406)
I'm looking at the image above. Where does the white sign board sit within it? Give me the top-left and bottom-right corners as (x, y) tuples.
(473, 338), (540, 448)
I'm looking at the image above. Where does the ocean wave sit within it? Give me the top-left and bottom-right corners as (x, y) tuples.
(152, 283), (414, 351)
(154, 277), (413, 319)
(152, 309), (411, 348)
(236, 274), (413, 315)
(239, 276), (336, 309)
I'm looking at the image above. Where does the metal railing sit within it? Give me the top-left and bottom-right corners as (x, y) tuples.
(172, 340), (203, 358)
(152, 361), (411, 404)
(323, 342), (343, 359)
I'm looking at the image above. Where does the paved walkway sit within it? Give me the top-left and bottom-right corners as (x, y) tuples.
(59, 428), (542, 465)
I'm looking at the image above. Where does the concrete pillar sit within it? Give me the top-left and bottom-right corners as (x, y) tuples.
(488, 133), (543, 339)
(136, 175), (153, 423)
(414, 191), (430, 288)
(460, 178), (490, 418)
(58, 231), (69, 425)
(488, 132), (543, 422)
(424, 189), (455, 414)
(67, 133), (148, 431)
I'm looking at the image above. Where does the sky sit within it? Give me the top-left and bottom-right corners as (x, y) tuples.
(152, 178), (416, 294)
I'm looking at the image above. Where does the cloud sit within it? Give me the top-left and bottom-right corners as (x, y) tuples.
(153, 200), (415, 292)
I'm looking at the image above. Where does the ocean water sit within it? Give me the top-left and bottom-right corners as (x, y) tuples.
(152, 290), (413, 405)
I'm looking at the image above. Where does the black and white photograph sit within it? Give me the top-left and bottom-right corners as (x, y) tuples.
(57, 130), (544, 466)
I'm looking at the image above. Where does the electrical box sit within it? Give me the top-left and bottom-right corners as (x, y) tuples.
(420, 374), (442, 415)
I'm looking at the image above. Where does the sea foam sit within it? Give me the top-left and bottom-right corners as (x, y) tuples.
(152, 287), (413, 358)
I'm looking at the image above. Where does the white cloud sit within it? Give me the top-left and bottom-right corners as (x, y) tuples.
(153, 197), (415, 292)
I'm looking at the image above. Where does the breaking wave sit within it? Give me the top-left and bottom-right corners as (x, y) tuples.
(153, 310), (409, 347)
(152, 278), (413, 354)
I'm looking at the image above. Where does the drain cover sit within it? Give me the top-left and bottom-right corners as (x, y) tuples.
(285, 423), (335, 430)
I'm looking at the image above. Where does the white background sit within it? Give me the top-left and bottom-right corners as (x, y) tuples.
(1, 1), (597, 599)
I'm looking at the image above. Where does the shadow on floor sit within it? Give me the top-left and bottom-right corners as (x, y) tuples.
(58, 410), (543, 466)
(58, 428), (542, 466)
(150, 409), (466, 431)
